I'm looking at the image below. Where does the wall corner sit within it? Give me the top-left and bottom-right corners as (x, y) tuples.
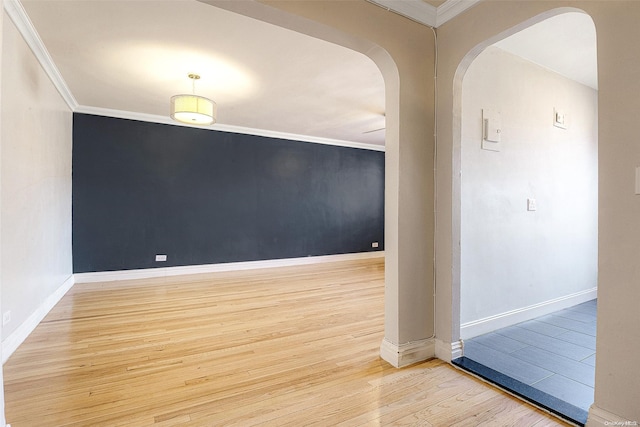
(586, 404), (638, 427)
(380, 337), (435, 368)
(435, 338), (463, 363)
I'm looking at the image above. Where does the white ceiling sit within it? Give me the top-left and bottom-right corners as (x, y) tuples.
(493, 12), (597, 90)
(20, 0), (387, 146)
(371, 2), (597, 90)
(16, 1), (597, 149)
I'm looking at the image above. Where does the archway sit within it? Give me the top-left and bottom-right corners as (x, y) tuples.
(450, 9), (598, 425)
(201, 0), (437, 367)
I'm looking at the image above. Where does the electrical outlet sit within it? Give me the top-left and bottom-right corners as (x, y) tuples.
(371, 242), (379, 248)
(155, 254), (167, 262)
(3, 311), (11, 326)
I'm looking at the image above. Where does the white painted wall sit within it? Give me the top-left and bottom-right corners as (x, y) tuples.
(1, 12), (72, 353)
(460, 46), (598, 337)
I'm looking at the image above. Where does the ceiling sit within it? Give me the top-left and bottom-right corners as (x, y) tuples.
(15, 1), (597, 149)
(493, 12), (597, 90)
(19, 0), (387, 146)
(371, 2), (597, 89)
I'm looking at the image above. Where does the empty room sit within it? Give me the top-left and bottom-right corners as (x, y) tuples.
(0, 1), (639, 426)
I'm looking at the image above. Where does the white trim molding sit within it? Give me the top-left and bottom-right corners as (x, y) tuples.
(380, 337), (435, 368)
(3, 0), (77, 110)
(367, 0), (437, 27)
(587, 404), (639, 427)
(74, 251), (385, 284)
(75, 106), (386, 152)
(435, 338), (463, 363)
(5, 0), (385, 153)
(2, 275), (75, 364)
(367, 0), (482, 28)
(435, 0), (482, 27)
(461, 287), (598, 339)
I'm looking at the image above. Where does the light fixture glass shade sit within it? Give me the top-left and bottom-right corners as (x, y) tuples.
(170, 94), (217, 125)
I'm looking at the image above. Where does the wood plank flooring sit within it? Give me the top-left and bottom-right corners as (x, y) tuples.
(3, 258), (568, 426)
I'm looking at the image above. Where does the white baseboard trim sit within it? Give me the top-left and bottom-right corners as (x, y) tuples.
(2, 275), (75, 364)
(380, 337), (435, 368)
(587, 404), (638, 426)
(74, 251), (385, 283)
(435, 338), (463, 363)
(460, 287), (598, 339)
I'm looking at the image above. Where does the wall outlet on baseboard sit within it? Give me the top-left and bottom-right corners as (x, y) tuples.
(371, 242), (379, 248)
(155, 254), (167, 262)
(3, 311), (11, 326)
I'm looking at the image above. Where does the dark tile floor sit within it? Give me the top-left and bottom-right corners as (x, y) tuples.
(455, 299), (596, 425)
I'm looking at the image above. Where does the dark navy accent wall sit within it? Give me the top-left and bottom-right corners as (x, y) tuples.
(72, 113), (384, 273)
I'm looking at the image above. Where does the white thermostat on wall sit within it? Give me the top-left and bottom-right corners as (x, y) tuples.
(482, 108), (502, 151)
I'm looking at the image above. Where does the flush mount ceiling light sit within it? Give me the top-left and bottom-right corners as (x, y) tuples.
(170, 73), (217, 126)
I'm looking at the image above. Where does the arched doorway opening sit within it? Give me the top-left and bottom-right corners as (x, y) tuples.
(451, 9), (598, 425)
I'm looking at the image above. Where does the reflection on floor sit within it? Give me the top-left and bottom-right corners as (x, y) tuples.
(453, 299), (596, 426)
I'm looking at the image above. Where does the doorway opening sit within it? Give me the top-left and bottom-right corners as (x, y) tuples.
(451, 11), (598, 426)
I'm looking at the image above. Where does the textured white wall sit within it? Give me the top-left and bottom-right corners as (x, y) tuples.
(1, 13), (72, 341)
(460, 46), (598, 330)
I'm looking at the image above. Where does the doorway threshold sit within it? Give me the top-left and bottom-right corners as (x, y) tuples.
(452, 356), (587, 425)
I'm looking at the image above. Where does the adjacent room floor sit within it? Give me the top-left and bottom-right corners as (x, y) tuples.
(453, 299), (596, 425)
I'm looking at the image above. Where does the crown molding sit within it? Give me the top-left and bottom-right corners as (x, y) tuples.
(3, 0), (78, 110)
(368, 0), (437, 27)
(368, 0), (482, 28)
(436, 0), (482, 27)
(4, 0), (384, 154)
(75, 106), (386, 152)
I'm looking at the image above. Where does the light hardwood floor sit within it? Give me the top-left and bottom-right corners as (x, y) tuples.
(3, 258), (568, 426)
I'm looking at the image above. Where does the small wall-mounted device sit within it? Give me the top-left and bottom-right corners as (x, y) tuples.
(554, 108), (567, 129)
(155, 254), (167, 262)
(482, 108), (502, 151)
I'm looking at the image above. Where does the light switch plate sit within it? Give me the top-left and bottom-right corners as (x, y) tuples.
(554, 108), (567, 129)
(482, 108), (502, 151)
